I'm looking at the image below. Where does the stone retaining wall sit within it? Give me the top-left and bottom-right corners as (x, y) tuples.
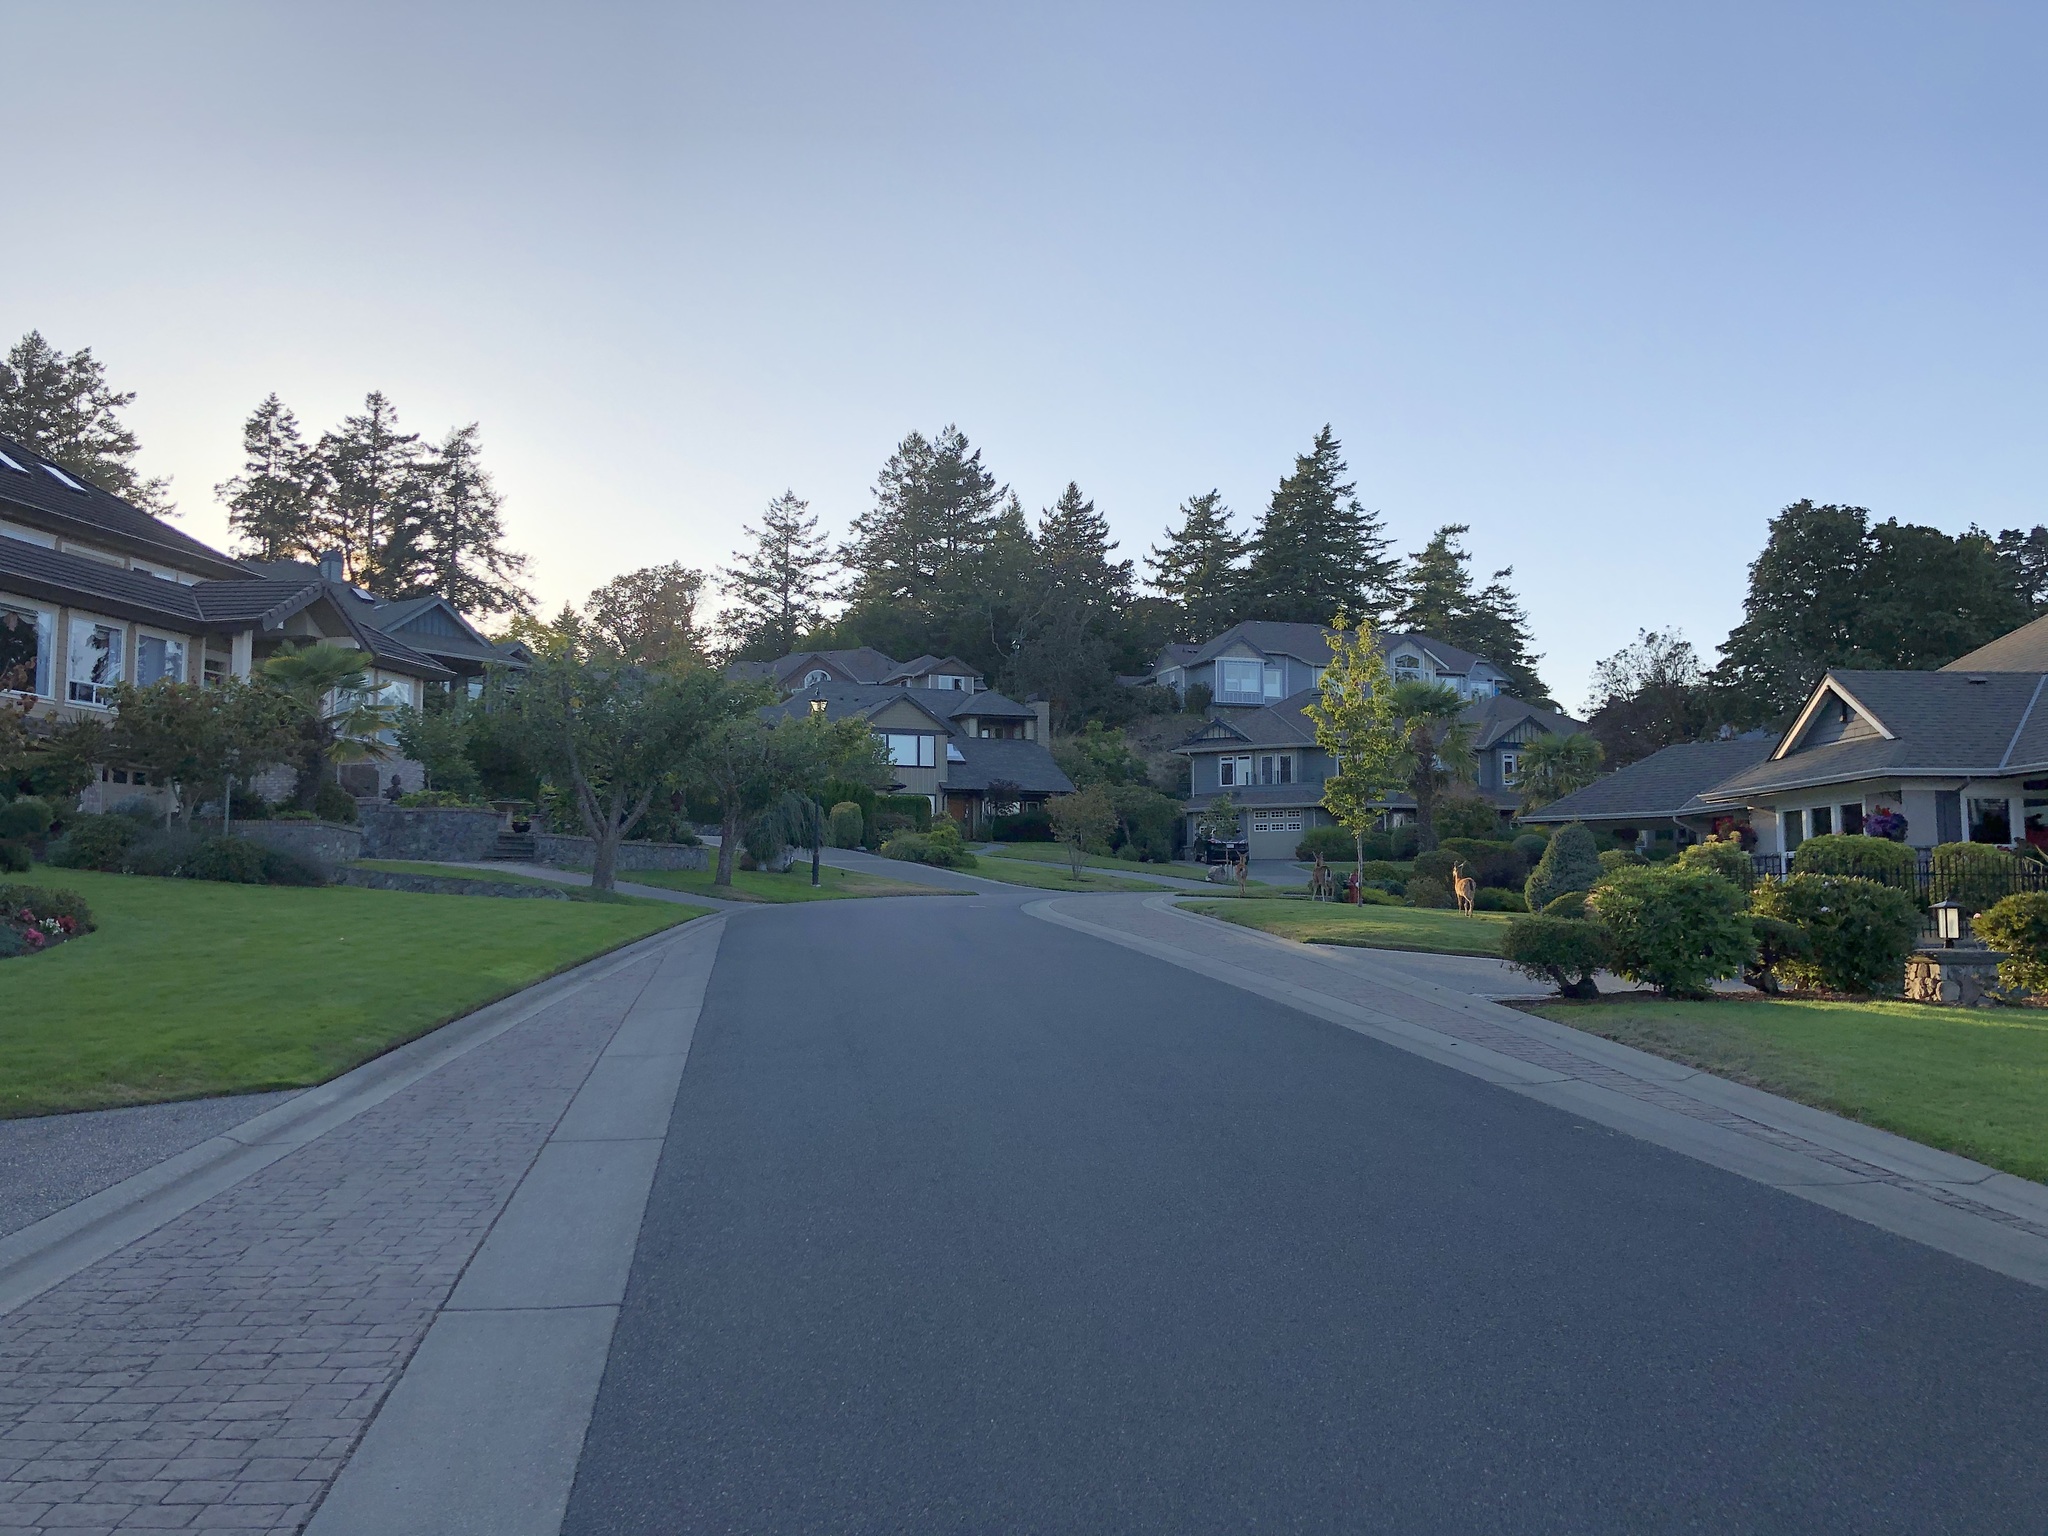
(358, 805), (505, 863)
(533, 833), (707, 872)
(229, 819), (363, 875)
(336, 868), (568, 900)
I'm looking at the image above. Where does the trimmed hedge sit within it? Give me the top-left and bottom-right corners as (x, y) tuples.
(46, 813), (142, 872)
(1589, 865), (1754, 997)
(828, 802), (865, 849)
(1791, 832), (1918, 890)
(1503, 916), (1611, 998)
(1930, 842), (2024, 917)
(1524, 823), (1602, 912)
(1677, 835), (1753, 890)
(1296, 826), (1356, 861)
(1751, 873), (1918, 995)
(991, 810), (1054, 842)
(875, 793), (933, 834)
(1473, 887), (1526, 912)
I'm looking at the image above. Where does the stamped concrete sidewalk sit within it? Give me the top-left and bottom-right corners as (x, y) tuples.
(1033, 893), (2048, 1291)
(0, 918), (723, 1536)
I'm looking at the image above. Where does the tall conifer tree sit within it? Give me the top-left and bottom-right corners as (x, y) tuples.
(718, 491), (834, 659)
(1146, 490), (1244, 638)
(313, 392), (421, 586)
(1390, 524), (1547, 700)
(217, 395), (318, 563)
(1240, 426), (1395, 625)
(0, 330), (173, 512)
(1009, 482), (1134, 727)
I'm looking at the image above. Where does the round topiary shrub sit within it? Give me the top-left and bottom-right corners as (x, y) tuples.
(1974, 892), (2048, 997)
(1473, 887), (1526, 912)
(1524, 823), (1602, 913)
(1542, 890), (1589, 919)
(0, 796), (54, 842)
(1677, 834), (1754, 891)
(1503, 915), (1612, 998)
(828, 802), (864, 850)
(1588, 865), (1755, 997)
(1512, 832), (1549, 864)
(1751, 873), (1920, 995)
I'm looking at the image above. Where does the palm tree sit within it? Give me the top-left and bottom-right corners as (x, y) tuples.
(1516, 731), (1605, 812)
(1388, 680), (1475, 852)
(261, 642), (399, 808)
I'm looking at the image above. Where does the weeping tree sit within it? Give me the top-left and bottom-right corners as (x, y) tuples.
(745, 791), (829, 886)
(513, 651), (741, 891)
(690, 709), (888, 889)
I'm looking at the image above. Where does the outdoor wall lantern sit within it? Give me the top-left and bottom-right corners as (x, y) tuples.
(1932, 899), (1963, 948)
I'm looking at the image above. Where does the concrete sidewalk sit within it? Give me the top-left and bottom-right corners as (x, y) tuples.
(1031, 893), (2048, 1291)
(0, 917), (725, 1536)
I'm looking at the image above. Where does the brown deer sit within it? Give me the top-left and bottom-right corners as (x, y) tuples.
(1452, 862), (1477, 917)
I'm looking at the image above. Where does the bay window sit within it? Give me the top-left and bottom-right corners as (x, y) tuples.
(1216, 659), (1262, 699)
(66, 614), (124, 706)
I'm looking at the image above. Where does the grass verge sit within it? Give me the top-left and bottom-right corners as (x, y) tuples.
(958, 858), (1169, 893)
(1526, 994), (2048, 1185)
(980, 843), (1283, 890)
(1183, 897), (1513, 956)
(614, 864), (958, 902)
(353, 859), (625, 899)
(2, 866), (705, 1118)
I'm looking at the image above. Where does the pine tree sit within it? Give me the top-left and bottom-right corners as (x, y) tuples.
(216, 395), (319, 563)
(311, 392), (422, 587)
(1240, 426), (1396, 626)
(388, 425), (532, 617)
(0, 330), (173, 513)
(717, 491), (834, 660)
(1390, 525), (1546, 700)
(1007, 483), (1134, 727)
(1035, 482), (1132, 613)
(1146, 490), (1244, 638)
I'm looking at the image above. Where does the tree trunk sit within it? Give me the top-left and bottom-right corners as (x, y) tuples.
(715, 808), (741, 886)
(811, 843), (822, 888)
(591, 822), (620, 892)
(1353, 828), (1365, 897)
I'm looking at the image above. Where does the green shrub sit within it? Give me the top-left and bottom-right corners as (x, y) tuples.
(1408, 874), (1454, 908)
(45, 813), (140, 872)
(0, 883), (96, 931)
(0, 796), (53, 841)
(1350, 885), (1405, 906)
(1599, 848), (1646, 873)
(990, 809), (1053, 842)
(1433, 795), (1504, 842)
(1354, 826), (1419, 861)
(1438, 837), (1528, 889)
(1751, 874), (1919, 995)
(187, 836), (272, 884)
(1792, 832), (1918, 892)
(1542, 890), (1589, 918)
(0, 841), (29, 873)
(1589, 865), (1755, 997)
(1108, 784), (1179, 861)
(828, 801), (865, 849)
(1512, 832), (1549, 863)
(1744, 913), (1811, 994)
(1474, 887), (1526, 912)
(1412, 848), (1456, 886)
(1357, 859), (1412, 883)
(875, 793), (932, 834)
(1677, 835), (1753, 891)
(1974, 893), (2048, 996)
(881, 830), (976, 869)
(314, 780), (360, 823)
(125, 828), (209, 878)
(1524, 823), (1603, 912)
(1297, 826), (1357, 862)
(256, 844), (324, 886)
(1502, 916), (1612, 998)
(1930, 842), (2022, 918)
(395, 789), (490, 809)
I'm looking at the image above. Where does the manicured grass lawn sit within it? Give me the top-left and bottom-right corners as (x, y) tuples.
(353, 860), (623, 900)
(1183, 897), (1513, 956)
(617, 864), (957, 903)
(1528, 995), (2048, 1185)
(980, 843), (1283, 890)
(1, 866), (705, 1118)
(960, 857), (1169, 893)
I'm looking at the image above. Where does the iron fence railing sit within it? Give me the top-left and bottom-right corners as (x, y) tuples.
(1750, 849), (2048, 908)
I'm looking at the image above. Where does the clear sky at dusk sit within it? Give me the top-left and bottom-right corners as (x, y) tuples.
(5, 2), (2042, 709)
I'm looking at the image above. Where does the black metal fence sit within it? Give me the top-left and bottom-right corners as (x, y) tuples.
(1750, 849), (2048, 908)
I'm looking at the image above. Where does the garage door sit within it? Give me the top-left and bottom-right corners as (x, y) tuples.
(1246, 806), (1305, 860)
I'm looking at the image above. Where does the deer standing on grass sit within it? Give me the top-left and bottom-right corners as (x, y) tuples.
(1452, 861), (1477, 916)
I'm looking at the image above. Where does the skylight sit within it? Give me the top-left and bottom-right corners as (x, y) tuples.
(0, 449), (25, 474)
(40, 464), (88, 493)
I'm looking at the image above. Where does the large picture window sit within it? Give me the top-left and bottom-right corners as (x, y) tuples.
(136, 633), (187, 686)
(0, 602), (53, 696)
(66, 615), (124, 706)
(883, 732), (936, 769)
(1216, 658), (1262, 698)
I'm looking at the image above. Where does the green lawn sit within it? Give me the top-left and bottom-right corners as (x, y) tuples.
(1528, 995), (2048, 1185)
(980, 843), (1283, 891)
(353, 860), (621, 899)
(960, 857), (1169, 893)
(1, 866), (705, 1118)
(1183, 897), (1514, 956)
(615, 863), (959, 903)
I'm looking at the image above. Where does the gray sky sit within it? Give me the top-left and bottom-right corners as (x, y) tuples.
(5, 1), (2042, 710)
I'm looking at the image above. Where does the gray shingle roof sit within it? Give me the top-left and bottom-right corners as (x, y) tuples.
(761, 684), (958, 731)
(944, 737), (1074, 794)
(1188, 621), (1339, 668)
(1175, 690), (1322, 751)
(1943, 615), (2048, 673)
(1460, 694), (1585, 750)
(0, 535), (214, 628)
(1519, 738), (1777, 824)
(0, 432), (249, 578)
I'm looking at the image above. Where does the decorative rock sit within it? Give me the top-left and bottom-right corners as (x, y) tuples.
(1903, 948), (2024, 1007)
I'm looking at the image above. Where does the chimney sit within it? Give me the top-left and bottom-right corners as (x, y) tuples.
(1028, 695), (1052, 743)
(317, 550), (344, 583)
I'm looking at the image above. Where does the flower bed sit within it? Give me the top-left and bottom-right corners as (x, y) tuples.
(0, 883), (95, 960)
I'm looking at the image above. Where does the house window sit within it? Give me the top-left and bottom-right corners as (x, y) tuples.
(1840, 803), (1863, 836)
(883, 732), (936, 769)
(1969, 797), (2013, 844)
(1499, 752), (1519, 784)
(1783, 808), (1804, 851)
(1394, 654), (1420, 678)
(1810, 805), (1832, 836)
(1263, 663), (1283, 700)
(66, 616), (124, 706)
(1217, 658), (1262, 698)
(203, 651), (230, 686)
(802, 668), (831, 686)
(1217, 754), (1251, 787)
(1277, 754), (1293, 785)
(136, 633), (187, 686)
(0, 602), (53, 697)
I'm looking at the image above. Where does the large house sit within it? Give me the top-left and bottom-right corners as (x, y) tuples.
(1176, 686), (1586, 859)
(0, 431), (523, 804)
(737, 647), (1072, 829)
(1147, 621), (1511, 710)
(1517, 737), (1777, 850)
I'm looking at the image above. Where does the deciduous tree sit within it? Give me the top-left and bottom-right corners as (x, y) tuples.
(1304, 610), (1405, 886)
(582, 563), (707, 667)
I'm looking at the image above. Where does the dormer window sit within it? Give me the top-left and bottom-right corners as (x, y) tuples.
(803, 668), (831, 687)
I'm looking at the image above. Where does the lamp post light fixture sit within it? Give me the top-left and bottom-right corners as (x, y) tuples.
(1932, 899), (1963, 948)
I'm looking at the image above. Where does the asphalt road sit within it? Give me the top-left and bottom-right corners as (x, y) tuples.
(563, 894), (2048, 1534)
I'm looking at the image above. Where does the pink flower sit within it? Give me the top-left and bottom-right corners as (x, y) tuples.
(21, 927), (44, 950)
